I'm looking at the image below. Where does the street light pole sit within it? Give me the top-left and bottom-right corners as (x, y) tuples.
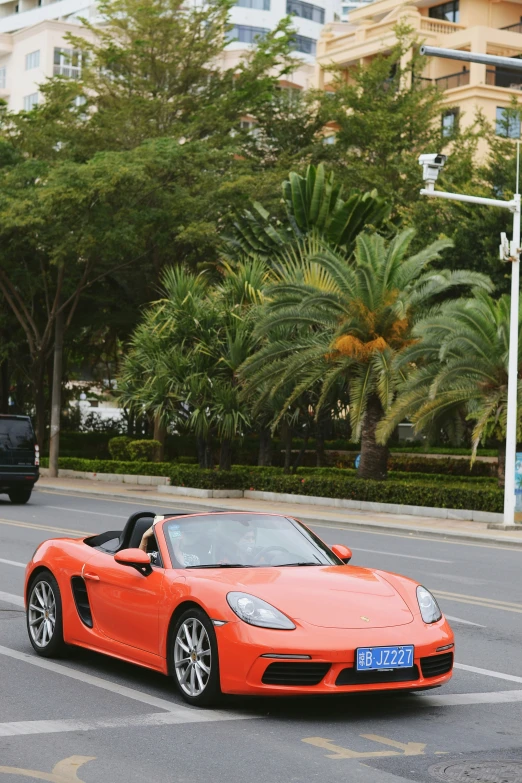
(419, 45), (522, 528)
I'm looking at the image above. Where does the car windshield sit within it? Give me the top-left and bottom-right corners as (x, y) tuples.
(0, 418), (34, 452)
(163, 513), (341, 569)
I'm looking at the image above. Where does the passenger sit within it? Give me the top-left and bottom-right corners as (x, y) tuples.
(139, 521), (200, 567)
(236, 528), (256, 563)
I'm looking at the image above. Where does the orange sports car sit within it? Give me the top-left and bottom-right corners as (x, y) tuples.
(25, 510), (454, 706)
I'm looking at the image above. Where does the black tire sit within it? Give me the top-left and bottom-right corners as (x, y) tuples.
(168, 608), (221, 707)
(9, 488), (32, 504)
(26, 570), (67, 658)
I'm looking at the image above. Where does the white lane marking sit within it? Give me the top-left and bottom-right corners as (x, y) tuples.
(1, 689), (522, 738)
(46, 505), (126, 519)
(444, 614), (486, 628)
(0, 592), (24, 607)
(423, 689), (522, 707)
(355, 548), (452, 564)
(0, 558), (25, 568)
(0, 644), (249, 720)
(0, 708), (251, 738)
(454, 663), (522, 685)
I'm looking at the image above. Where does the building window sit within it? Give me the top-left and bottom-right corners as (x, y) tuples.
(23, 93), (39, 111)
(227, 25), (269, 44)
(286, 0), (325, 24)
(25, 51), (40, 70)
(53, 48), (83, 78)
(290, 34), (317, 55)
(496, 106), (521, 138)
(429, 1), (459, 24)
(0, 68), (5, 89)
(442, 108), (459, 137)
(236, 0), (270, 8)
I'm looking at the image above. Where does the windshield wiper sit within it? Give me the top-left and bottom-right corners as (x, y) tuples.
(185, 563), (249, 569)
(280, 561), (324, 567)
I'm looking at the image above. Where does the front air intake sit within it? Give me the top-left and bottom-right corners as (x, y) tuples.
(261, 662), (331, 686)
(420, 652), (453, 678)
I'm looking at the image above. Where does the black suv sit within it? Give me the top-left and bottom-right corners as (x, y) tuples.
(0, 415), (39, 504)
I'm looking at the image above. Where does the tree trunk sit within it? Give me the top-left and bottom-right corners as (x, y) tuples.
(0, 358), (8, 413)
(34, 360), (47, 450)
(292, 433), (309, 473)
(316, 416), (326, 467)
(498, 442), (506, 489)
(219, 439), (232, 471)
(357, 394), (389, 480)
(258, 426), (273, 466)
(197, 436), (206, 469)
(153, 414), (166, 462)
(282, 420), (292, 474)
(48, 308), (64, 478)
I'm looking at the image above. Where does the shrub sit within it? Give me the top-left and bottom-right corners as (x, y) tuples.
(128, 439), (162, 462)
(50, 457), (173, 477)
(177, 456), (198, 465)
(108, 436), (133, 461)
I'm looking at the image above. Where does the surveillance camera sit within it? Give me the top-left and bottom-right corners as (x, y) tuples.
(418, 153), (447, 188)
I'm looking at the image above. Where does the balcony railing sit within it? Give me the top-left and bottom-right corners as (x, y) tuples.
(486, 68), (522, 90)
(502, 22), (522, 34)
(435, 70), (470, 90)
(53, 64), (81, 78)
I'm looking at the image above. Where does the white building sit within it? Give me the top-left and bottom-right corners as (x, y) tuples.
(340, 0), (373, 23)
(0, 0), (342, 110)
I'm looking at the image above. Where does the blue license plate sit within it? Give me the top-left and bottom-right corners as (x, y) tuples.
(356, 645), (414, 671)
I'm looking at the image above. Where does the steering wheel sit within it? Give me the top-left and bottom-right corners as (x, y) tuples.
(253, 546), (291, 565)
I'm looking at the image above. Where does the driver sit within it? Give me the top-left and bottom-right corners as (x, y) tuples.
(236, 528), (256, 563)
(139, 519), (200, 567)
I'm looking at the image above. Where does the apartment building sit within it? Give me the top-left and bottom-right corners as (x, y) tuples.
(0, 0), (342, 111)
(316, 0), (522, 140)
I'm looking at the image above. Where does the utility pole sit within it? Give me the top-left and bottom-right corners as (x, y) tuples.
(420, 46), (521, 529)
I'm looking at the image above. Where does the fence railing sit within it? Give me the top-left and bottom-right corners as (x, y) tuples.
(435, 70), (470, 91)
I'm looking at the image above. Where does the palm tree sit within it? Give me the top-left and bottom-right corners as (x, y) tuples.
(239, 229), (492, 480)
(377, 291), (522, 485)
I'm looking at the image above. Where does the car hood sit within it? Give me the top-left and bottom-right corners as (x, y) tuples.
(196, 565), (414, 629)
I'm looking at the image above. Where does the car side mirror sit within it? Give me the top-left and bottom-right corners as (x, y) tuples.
(331, 544), (352, 564)
(115, 548), (152, 576)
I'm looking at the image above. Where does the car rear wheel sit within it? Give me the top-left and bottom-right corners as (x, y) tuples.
(9, 489), (32, 504)
(27, 571), (67, 658)
(169, 608), (221, 707)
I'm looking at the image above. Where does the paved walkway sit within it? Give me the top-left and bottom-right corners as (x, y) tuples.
(35, 476), (522, 547)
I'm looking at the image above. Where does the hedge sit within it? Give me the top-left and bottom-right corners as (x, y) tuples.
(41, 458), (503, 512)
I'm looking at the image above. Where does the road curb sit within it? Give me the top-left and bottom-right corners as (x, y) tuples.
(35, 481), (522, 548)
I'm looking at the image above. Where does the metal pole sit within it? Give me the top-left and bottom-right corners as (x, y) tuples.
(420, 45), (522, 71)
(504, 144), (521, 526)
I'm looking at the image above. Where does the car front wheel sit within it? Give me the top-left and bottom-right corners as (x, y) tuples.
(169, 608), (221, 707)
(27, 571), (67, 657)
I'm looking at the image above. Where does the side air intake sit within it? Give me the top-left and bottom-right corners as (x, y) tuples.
(71, 576), (93, 628)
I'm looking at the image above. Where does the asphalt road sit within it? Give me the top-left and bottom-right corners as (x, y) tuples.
(0, 488), (521, 783)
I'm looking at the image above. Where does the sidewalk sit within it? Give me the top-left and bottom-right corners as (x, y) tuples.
(36, 476), (522, 547)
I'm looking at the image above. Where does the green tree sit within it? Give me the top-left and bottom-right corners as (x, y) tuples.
(377, 290), (522, 485)
(239, 230), (491, 480)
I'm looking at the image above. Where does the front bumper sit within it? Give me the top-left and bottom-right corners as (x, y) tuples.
(216, 618), (454, 696)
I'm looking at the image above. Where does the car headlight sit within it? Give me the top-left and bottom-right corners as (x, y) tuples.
(417, 586), (442, 624)
(227, 592), (295, 630)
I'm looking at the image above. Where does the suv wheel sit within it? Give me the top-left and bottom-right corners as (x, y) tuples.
(9, 488), (32, 504)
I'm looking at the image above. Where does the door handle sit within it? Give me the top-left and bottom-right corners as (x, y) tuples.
(84, 572), (100, 582)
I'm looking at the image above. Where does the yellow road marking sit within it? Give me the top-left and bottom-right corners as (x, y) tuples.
(0, 755), (95, 782)
(0, 518), (91, 537)
(302, 735), (426, 760)
(434, 590), (522, 614)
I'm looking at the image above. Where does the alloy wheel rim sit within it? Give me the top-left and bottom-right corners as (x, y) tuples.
(174, 618), (211, 697)
(28, 581), (56, 648)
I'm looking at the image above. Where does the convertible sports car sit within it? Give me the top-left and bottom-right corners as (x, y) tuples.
(25, 510), (454, 706)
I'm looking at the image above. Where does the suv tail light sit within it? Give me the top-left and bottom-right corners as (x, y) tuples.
(35, 445), (40, 466)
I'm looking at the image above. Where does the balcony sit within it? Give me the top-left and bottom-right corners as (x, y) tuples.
(53, 64), (81, 78)
(435, 70), (470, 91)
(502, 22), (522, 35)
(486, 68), (522, 91)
